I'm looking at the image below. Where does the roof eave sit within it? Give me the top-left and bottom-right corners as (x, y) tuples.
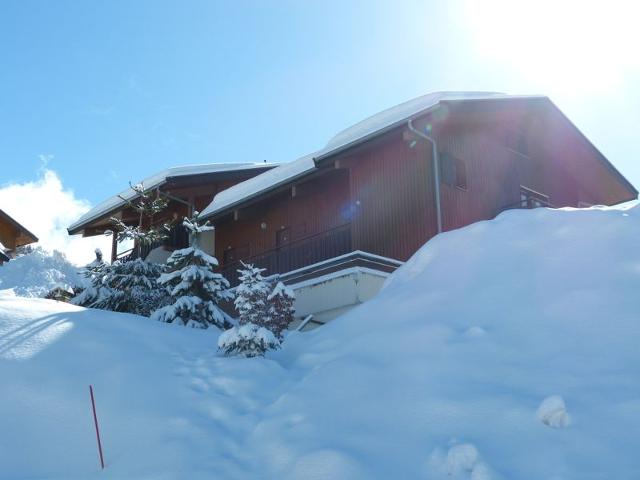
(0, 210), (38, 244)
(200, 168), (317, 221)
(544, 99), (638, 197)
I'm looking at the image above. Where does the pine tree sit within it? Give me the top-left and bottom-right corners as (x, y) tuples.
(108, 182), (171, 249)
(151, 212), (232, 329)
(218, 323), (280, 358)
(71, 248), (110, 307)
(218, 263), (293, 357)
(234, 262), (271, 325)
(95, 258), (167, 316)
(266, 280), (295, 338)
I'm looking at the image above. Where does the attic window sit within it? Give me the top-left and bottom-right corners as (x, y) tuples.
(440, 152), (468, 190)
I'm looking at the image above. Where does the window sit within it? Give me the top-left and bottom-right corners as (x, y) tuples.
(440, 152), (468, 190)
(506, 128), (528, 156)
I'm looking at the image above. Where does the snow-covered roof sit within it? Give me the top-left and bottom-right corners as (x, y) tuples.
(201, 92), (544, 218)
(68, 163), (277, 233)
(200, 154), (318, 219)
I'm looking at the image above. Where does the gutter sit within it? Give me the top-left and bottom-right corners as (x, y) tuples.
(407, 119), (443, 234)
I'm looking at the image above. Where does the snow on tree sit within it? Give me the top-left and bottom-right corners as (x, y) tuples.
(94, 258), (167, 316)
(218, 323), (280, 358)
(218, 263), (296, 357)
(108, 182), (171, 249)
(234, 262), (271, 325)
(71, 248), (109, 307)
(266, 280), (295, 338)
(75, 182), (174, 316)
(151, 212), (232, 329)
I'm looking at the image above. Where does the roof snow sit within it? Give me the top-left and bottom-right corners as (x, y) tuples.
(68, 163), (277, 233)
(201, 91), (545, 218)
(200, 154), (318, 219)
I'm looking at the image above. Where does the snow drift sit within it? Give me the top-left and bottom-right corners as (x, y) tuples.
(1, 203), (639, 479)
(0, 247), (86, 297)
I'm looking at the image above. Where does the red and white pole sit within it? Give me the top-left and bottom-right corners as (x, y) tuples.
(89, 385), (105, 469)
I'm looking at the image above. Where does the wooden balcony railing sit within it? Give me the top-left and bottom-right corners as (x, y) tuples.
(220, 223), (352, 286)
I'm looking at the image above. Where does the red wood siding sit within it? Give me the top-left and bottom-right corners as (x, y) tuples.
(214, 169), (351, 264)
(341, 131), (436, 261)
(209, 100), (635, 274)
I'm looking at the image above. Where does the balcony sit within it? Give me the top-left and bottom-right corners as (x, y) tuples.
(499, 186), (555, 214)
(220, 223), (352, 286)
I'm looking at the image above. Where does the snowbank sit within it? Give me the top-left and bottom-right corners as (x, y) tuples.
(1, 202), (640, 479)
(0, 247), (86, 297)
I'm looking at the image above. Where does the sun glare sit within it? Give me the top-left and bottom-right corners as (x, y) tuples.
(464, 0), (640, 94)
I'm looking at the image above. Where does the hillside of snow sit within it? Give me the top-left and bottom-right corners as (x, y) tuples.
(1, 203), (639, 479)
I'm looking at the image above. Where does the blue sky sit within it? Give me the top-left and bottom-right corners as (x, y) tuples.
(1, 0), (639, 206)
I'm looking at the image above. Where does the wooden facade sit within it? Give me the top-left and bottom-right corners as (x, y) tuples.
(208, 97), (637, 280)
(67, 166), (275, 262)
(0, 209), (38, 262)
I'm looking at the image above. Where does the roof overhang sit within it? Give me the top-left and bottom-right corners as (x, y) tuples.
(0, 209), (38, 247)
(68, 163), (278, 235)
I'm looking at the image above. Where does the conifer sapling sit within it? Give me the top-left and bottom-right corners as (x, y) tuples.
(151, 212), (232, 329)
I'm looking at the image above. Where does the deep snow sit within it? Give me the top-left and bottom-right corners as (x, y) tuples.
(0, 247), (86, 297)
(1, 203), (640, 479)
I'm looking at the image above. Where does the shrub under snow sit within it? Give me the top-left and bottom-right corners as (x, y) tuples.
(0, 246), (86, 297)
(218, 323), (280, 358)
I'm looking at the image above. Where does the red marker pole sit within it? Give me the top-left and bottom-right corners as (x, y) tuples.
(89, 385), (105, 469)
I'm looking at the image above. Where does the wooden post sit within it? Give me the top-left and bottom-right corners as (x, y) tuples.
(110, 234), (117, 263)
(89, 385), (105, 470)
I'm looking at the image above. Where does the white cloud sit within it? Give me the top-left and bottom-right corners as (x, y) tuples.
(0, 168), (112, 265)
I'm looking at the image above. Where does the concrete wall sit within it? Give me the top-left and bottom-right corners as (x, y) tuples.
(289, 267), (389, 331)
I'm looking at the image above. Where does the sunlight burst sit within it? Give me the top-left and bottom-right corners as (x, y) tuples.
(464, 0), (640, 93)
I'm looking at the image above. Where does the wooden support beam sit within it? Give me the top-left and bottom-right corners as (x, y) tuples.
(110, 234), (117, 263)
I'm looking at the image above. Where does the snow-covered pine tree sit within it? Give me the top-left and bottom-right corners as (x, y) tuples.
(151, 212), (233, 329)
(234, 262), (271, 324)
(218, 323), (280, 358)
(266, 280), (295, 338)
(71, 248), (111, 307)
(218, 262), (287, 357)
(80, 182), (173, 316)
(94, 258), (167, 316)
(108, 182), (170, 250)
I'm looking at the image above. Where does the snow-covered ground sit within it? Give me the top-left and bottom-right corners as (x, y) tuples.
(1, 203), (640, 479)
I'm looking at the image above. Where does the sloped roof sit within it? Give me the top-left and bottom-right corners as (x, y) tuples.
(68, 163), (277, 233)
(0, 209), (39, 247)
(201, 91), (544, 218)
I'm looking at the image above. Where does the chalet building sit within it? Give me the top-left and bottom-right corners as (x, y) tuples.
(67, 163), (277, 262)
(0, 209), (38, 264)
(198, 92), (637, 329)
(68, 92), (637, 331)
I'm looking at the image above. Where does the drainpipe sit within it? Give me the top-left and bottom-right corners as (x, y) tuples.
(407, 119), (442, 234)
